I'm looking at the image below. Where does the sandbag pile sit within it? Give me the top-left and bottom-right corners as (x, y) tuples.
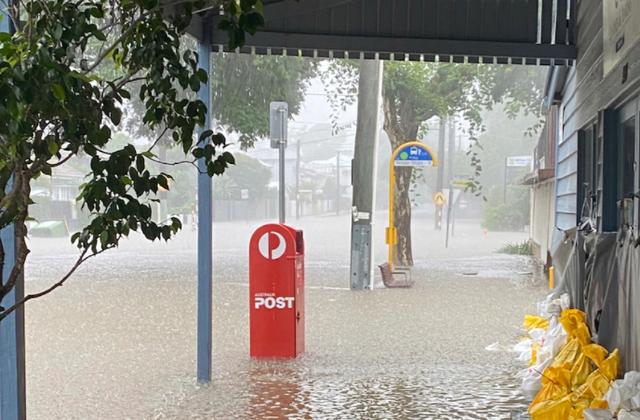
(583, 371), (640, 419)
(516, 295), (622, 419)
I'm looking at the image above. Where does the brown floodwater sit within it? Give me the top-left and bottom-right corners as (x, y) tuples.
(23, 216), (545, 419)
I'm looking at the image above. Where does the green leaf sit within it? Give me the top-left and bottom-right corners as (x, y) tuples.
(51, 84), (66, 102)
(47, 140), (59, 156)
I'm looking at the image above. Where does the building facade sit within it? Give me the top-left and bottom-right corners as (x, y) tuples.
(546, 0), (640, 372)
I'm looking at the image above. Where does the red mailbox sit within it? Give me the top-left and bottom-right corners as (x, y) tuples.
(249, 223), (304, 358)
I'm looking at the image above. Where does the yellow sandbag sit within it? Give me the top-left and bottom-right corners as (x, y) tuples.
(552, 338), (582, 367)
(524, 314), (550, 330)
(585, 370), (612, 401)
(590, 399), (609, 409)
(571, 352), (595, 389)
(571, 396), (591, 419)
(560, 309), (587, 338)
(530, 364), (572, 408)
(530, 395), (573, 420)
(600, 349), (619, 381)
(530, 342), (539, 366)
(574, 323), (592, 346)
(583, 344), (609, 368)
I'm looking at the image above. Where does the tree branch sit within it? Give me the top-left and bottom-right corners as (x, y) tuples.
(0, 247), (110, 322)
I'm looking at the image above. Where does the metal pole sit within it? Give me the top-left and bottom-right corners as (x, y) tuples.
(336, 151), (341, 216)
(445, 185), (454, 248)
(196, 32), (212, 384)
(0, 4), (26, 418)
(435, 116), (446, 230)
(503, 157), (508, 203)
(279, 107), (286, 224)
(445, 119), (456, 248)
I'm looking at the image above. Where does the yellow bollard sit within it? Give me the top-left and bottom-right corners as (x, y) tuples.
(548, 266), (555, 289)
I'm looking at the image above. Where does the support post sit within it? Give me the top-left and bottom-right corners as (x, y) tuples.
(0, 3), (26, 417)
(350, 59), (382, 290)
(0, 182), (26, 420)
(196, 31), (212, 384)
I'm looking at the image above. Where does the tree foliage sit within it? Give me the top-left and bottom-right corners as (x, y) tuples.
(212, 53), (316, 149)
(325, 61), (545, 265)
(0, 0), (264, 320)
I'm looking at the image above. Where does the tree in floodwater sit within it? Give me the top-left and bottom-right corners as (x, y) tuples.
(0, 0), (265, 320)
(326, 62), (545, 266)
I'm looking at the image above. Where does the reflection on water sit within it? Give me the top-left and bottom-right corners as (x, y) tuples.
(155, 360), (529, 419)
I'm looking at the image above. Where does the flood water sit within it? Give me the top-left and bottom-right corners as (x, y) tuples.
(24, 215), (546, 419)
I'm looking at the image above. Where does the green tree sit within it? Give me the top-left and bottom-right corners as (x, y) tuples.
(213, 153), (271, 200)
(212, 54), (317, 149)
(0, 0), (265, 320)
(327, 62), (545, 266)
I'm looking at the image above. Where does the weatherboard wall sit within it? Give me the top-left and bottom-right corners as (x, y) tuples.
(557, 0), (640, 231)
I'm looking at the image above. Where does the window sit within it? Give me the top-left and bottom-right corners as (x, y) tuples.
(578, 123), (598, 224)
(616, 98), (640, 230)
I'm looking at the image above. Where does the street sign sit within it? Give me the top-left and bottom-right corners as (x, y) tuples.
(451, 179), (472, 189)
(433, 192), (446, 206)
(394, 143), (435, 167)
(506, 155), (532, 167)
(269, 102), (288, 149)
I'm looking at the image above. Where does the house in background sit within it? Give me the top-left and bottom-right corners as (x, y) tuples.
(30, 163), (86, 232)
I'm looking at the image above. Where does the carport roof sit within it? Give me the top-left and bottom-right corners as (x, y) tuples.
(168, 0), (577, 65)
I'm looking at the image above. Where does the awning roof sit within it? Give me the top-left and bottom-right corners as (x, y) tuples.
(169, 0), (577, 65)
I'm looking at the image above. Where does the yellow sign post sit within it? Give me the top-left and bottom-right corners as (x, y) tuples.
(386, 141), (438, 267)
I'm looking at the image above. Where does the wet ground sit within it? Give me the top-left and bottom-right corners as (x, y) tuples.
(23, 214), (546, 419)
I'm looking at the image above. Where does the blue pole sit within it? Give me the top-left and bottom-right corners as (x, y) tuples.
(196, 33), (212, 383)
(0, 183), (26, 420)
(0, 2), (26, 418)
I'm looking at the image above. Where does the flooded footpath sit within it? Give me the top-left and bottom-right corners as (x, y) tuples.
(24, 216), (547, 419)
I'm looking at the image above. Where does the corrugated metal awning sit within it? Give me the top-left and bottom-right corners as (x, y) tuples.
(169, 0), (577, 65)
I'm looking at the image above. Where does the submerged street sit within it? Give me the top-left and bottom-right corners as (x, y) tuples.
(24, 215), (546, 419)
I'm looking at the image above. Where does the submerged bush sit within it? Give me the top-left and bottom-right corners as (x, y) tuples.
(497, 240), (534, 255)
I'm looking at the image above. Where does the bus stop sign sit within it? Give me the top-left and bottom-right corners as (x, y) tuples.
(394, 144), (435, 167)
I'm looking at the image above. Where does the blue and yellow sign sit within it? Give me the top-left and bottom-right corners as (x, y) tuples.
(394, 143), (436, 167)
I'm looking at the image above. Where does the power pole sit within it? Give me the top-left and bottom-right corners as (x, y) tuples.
(435, 116), (446, 230)
(350, 59), (383, 290)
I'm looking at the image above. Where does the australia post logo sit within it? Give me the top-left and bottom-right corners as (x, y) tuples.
(254, 292), (295, 310)
(258, 231), (287, 260)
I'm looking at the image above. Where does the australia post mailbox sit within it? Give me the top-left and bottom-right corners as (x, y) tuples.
(249, 224), (304, 359)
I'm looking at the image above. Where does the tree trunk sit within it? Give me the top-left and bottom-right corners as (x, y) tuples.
(394, 165), (413, 266)
(382, 94), (418, 267)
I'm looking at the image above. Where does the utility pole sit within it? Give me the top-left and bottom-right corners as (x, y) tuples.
(350, 59), (383, 290)
(435, 116), (446, 230)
